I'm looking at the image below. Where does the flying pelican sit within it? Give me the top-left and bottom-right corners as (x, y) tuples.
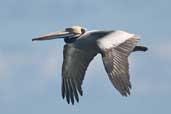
(32, 26), (147, 105)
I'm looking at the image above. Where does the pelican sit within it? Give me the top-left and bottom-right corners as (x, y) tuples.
(32, 26), (148, 105)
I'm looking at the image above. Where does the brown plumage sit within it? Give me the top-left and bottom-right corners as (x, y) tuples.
(32, 26), (148, 105)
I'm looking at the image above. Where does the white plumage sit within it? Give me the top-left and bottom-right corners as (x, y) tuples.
(97, 30), (139, 49)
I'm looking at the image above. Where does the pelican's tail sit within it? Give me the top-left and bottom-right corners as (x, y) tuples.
(133, 46), (148, 52)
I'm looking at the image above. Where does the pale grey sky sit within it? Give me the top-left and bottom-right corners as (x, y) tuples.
(0, 0), (171, 114)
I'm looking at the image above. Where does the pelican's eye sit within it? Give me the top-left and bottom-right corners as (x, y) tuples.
(65, 28), (73, 32)
(81, 28), (86, 34)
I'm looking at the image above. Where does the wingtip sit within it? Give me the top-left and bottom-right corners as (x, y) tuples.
(66, 99), (70, 104)
(62, 95), (65, 99)
(71, 101), (75, 105)
(121, 92), (130, 97)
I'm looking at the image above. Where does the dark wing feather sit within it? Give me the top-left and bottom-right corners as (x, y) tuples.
(62, 44), (97, 104)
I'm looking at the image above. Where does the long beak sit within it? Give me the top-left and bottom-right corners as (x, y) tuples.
(32, 31), (75, 41)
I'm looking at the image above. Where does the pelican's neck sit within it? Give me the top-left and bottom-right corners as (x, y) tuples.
(64, 37), (77, 43)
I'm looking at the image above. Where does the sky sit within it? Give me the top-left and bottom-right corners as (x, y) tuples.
(0, 0), (171, 114)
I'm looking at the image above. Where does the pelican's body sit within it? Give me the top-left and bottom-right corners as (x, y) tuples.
(65, 30), (109, 51)
(32, 26), (147, 105)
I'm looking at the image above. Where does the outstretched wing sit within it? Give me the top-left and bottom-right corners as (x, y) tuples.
(97, 30), (139, 96)
(62, 44), (97, 104)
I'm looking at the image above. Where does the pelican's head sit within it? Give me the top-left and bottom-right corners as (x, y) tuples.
(32, 26), (86, 42)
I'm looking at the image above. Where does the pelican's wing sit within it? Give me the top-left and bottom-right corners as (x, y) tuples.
(97, 30), (139, 96)
(62, 44), (97, 104)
